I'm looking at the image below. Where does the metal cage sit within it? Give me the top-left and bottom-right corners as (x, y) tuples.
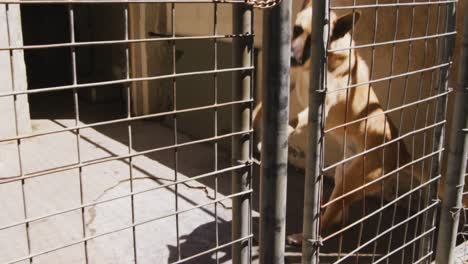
(0, 1), (260, 263)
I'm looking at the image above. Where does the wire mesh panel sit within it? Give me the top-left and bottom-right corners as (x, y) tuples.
(0, 1), (257, 263)
(297, 0), (457, 263)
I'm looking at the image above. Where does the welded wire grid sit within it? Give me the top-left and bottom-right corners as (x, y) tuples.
(0, 1), (255, 263)
(318, 0), (456, 263)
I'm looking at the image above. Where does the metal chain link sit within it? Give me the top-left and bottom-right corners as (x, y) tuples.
(244, 0), (282, 8)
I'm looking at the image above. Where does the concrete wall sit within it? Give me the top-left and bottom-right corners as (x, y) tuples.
(0, 4), (31, 140)
(129, 4), (173, 116)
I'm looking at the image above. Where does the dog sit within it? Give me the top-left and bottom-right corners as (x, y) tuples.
(253, 0), (428, 246)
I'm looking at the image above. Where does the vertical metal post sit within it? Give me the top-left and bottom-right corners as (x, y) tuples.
(232, 3), (253, 264)
(302, 0), (329, 263)
(423, 0), (457, 259)
(258, 1), (291, 264)
(435, 2), (468, 263)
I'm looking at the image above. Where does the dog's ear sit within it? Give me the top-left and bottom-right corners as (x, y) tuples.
(331, 11), (361, 41)
(301, 0), (311, 9)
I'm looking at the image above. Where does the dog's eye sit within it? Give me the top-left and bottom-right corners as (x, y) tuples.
(293, 26), (304, 39)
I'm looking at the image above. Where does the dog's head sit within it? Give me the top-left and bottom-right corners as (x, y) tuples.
(291, 0), (361, 71)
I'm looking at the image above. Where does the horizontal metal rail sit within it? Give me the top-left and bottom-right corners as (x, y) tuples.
(171, 234), (254, 264)
(5, 189), (253, 264)
(322, 151), (442, 209)
(0, 129), (253, 184)
(328, 31), (456, 53)
(323, 121), (445, 172)
(413, 251), (434, 264)
(329, 62), (451, 94)
(332, 202), (439, 264)
(322, 176), (441, 242)
(0, 163), (250, 231)
(0, 66), (254, 98)
(324, 91), (450, 134)
(330, 1), (457, 10)
(0, 99), (253, 143)
(0, 33), (253, 51)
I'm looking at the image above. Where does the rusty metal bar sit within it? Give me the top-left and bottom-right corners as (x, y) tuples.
(232, 3), (253, 263)
(258, 1), (291, 264)
(327, 31), (456, 53)
(435, 0), (468, 262)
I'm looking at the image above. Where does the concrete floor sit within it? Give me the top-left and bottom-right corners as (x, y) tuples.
(0, 93), (436, 264)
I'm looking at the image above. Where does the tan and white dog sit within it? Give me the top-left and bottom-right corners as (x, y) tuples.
(253, 0), (427, 246)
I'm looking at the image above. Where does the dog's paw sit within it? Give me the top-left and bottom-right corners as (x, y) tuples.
(286, 233), (303, 247)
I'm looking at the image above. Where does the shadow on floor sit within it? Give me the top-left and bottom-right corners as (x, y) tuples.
(27, 91), (436, 263)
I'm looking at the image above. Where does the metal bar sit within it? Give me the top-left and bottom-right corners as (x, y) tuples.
(6, 190), (253, 264)
(0, 99), (253, 143)
(328, 31), (456, 53)
(330, 1), (457, 10)
(323, 121), (446, 172)
(329, 62), (451, 94)
(403, 2), (437, 261)
(373, 227), (436, 264)
(0, 130), (253, 184)
(332, 201), (439, 264)
(0, 66), (254, 97)
(322, 176), (441, 243)
(232, 3), (253, 263)
(0, 62), (444, 98)
(324, 90), (449, 134)
(0, 164), (250, 232)
(213, 3), (220, 263)
(67, 4), (89, 263)
(302, 0), (328, 263)
(322, 149), (443, 208)
(171, 235), (254, 264)
(4, 3), (32, 263)
(412, 251), (434, 264)
(123, 5), (138, 263)
(417, 3), (446, 261)
(258, 1), (290, 264)
(0, 33), (254, 51)
(0, 0), (455, 5)
(425, 0), (458, 259)
(170, 3), (181, 261)
(436, 1), (468, 262)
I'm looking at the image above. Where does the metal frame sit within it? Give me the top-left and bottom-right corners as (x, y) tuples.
(301, 1), (457, 263)
(436, 0), (468, 262)
(258, 1), (291, 264)
(0, 1), (257, 263)
(232, 3), (254, 263)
